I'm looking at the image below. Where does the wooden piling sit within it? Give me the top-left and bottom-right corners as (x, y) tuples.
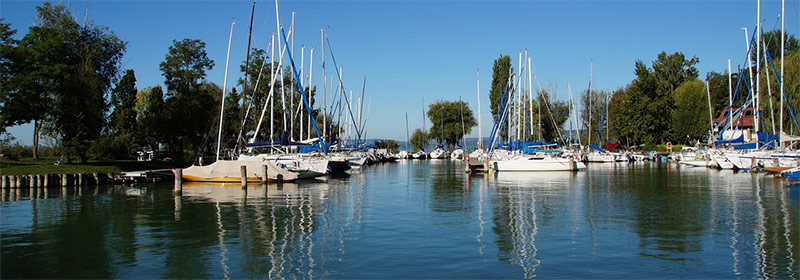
(751, 156), (757, 172)
(173, 169), (182, 195)
(240, 165), (247, 187)
(30, 175), (37, 188)
(11, 176), (17, 189)
(262, 165), (268, 184)
(1, 176), (7, 189)
(43, 174), (50, 188)
(61, 174), (69, 187)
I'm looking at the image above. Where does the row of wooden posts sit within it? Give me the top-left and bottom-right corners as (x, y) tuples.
(172, 165), (269, 195)
(1, 173), (112, 189)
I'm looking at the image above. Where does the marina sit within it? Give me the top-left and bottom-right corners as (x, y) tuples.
(2, 0), (800, 278)
(1, 161), (798, 278)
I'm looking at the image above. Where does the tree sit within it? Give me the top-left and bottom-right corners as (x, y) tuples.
(536, 91), (570, 143)
(136, 86), (165, 152)
(1, 3), (126, 161)
(90, 69), (138, 159)
(160, 39), (215, 98)
(489, 55), (513, 121)
(760, 51), (800, 135)
(159, 39), (217, 164)
(426, 100), (477, 150)
(409, 128), (426, 152)
(672, 79), (710, 143)
(762, 29), (799, 59)
(375, 139), (399, 153)
(109, 69), (138, 136)
(579, 89), (609, 145)
(630, 52), (699, 145)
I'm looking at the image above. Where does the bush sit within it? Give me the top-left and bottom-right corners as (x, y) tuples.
(89, 134), (136, 160)
(0, 143), (32, 161)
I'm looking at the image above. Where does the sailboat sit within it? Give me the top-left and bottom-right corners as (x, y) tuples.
(485, 57), (584, 172)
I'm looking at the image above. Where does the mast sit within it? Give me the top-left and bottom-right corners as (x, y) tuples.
(528, 56), (533, 140)
(321, 29), (326, 145)
(706, 80), (714, 142)
(216, 19), (235, 161)
(755, 0), (761, 146)
(743, 27), (754, 141)
(460, 96), (467, 153)
(239, 1), (256, 155)
(300, 45), (304, 141)
(477, 69), (482, 150)
(270, 34), (275, 145)
(290, 12), (295, 141)
(308, 47), (314, 141)
(763, 41), (775, 134)
(568, 83), (573, 143)
(405, 110), (410, 151)
(780, 0), (785, 149)
(728, 59), (733, 140)
(514, 52), (524, 141)
(587, 61), (593, 147)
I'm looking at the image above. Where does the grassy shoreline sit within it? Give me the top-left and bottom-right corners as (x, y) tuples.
(0, 156), (183, 176)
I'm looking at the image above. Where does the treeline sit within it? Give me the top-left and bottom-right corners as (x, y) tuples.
(1, 2), (332, 164)
(485, 30), (798, 149)
(609, 31), (799, 148)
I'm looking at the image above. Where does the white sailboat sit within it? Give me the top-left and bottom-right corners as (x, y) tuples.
(491, 154), (584, 172)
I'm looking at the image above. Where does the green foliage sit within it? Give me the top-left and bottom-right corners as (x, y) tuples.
(672, 79), (710, 141)
(536, 91), (570, 142)
(409, 128), (426, 152)
(159, 39), (215, 97)
(489, 55), (513, 121)
(110, 69), (138, 135)
(375, 139), (399, 153)
(705, 70), (748, 118)
(762, 29), (799, 59)
(159, 39), (217, 164)
(136, 86), (166, 151)
(426, 100), (477, 149)
(579, 88), (609, 145)
(1, 2), (126, 162)
(760, 51), (800, 134)
(610, 52), (699, 146)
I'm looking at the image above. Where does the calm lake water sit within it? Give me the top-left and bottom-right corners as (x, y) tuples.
(2, 161), (799, 279)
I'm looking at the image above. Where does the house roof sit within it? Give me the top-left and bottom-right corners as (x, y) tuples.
(714, 107), (755, 128)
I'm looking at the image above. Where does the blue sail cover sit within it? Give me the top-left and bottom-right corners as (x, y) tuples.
(757, 132), (779, 142)
(588, 144), (608, 153)
(717, 134), (745, 145)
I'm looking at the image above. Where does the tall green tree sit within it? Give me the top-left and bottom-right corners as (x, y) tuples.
(672, 79), (711, 143)
(136, 86), (165, 151)
(489, 55), (513, 121)
(160, 39), (217, 164)
(109, 69), (138, 136)
(426, 100), (477, 150)
(1, 3), (126, 161)
(632, 51), (699, 145)
(409, 128), (426, 152)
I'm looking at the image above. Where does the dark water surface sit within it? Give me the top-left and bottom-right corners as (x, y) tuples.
(2, 161), (799, 279)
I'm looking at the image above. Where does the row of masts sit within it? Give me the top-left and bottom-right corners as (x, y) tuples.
(213, 0), (372, 160)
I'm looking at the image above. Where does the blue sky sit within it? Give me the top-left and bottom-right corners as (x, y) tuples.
(3, 0), (799, 144)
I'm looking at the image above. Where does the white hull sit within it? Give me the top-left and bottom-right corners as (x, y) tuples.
(182, 160), (302, 182)
(585, 152), (615, 163)
(239, 154), (328, 178)
(429, 148), (447, 159)
(492, 156), (584, 172)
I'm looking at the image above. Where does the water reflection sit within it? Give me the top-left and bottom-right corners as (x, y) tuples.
(1, 164), (798, 279)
